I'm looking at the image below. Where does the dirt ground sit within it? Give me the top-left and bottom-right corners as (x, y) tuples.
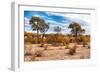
(24, 43), (90, 61)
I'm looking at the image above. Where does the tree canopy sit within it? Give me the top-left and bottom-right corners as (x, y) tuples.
(29, 16), (49, 43)
(68, 22), (85, 36)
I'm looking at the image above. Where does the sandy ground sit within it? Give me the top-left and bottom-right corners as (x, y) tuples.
(24, 43), (90, 61)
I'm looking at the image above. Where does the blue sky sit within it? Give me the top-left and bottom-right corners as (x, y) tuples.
(24, 11), (91, 35)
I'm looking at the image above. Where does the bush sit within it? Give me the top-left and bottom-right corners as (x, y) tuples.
(31, 50), (43, 61)
(24, 53), (32, 61)
(80, 35), (90, 43)
(34, 50), (43, 57)
(80, 55), (84, 59)
(83, 42), (87, 47)
(68, 45), (77, 55)
(24, 32), (37, 44)
(88, 45), (90, 49)
(44, 45), (48, 50)
(24, 53), (32, 56)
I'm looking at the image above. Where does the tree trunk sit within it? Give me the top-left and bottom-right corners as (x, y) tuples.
(75, 31), (78, 43)
(37, 29), (39, 44)
(40, 33), (45, 47)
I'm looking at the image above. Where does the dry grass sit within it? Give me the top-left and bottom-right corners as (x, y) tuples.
(24, 43), (90, 61)
(24, 32), (90, 61)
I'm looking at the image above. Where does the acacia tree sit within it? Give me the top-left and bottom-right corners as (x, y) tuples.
(39, 22), (49, 46)
(54, 26), (62, 35)
(29, 16), (49, 44)
(68, 22), (85, 42)
(54, 26), (61, 34)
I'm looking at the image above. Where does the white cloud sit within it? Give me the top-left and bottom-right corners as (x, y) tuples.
(64, 14), (91, 25)
(48, 12), (91, 25)
(45, 12), (62, 16)
(24, 17), (29, 24)
(33, 14), (41, 17)
(24, 23), (31, 31)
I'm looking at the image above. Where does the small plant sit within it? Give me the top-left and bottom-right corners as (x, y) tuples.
(65, 44), (69, 49)
(88, 45), (90, 49)
(59, 47), (62, 49)
(83, 42), (87, 47)
(80, 55), (84, 59)
(68, 45), (77, 55)
(40, 43), (44, 47)
(34, 50), (43, 57)
(31, 54), (36, 61)
(24, 53), (32, 56)
(44, 45), (48, 50)
(24, 53), (32, 61)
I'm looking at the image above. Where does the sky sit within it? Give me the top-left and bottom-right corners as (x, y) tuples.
(24, 11), (91, 35)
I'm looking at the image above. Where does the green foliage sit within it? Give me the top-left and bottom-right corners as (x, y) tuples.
(68, 22), (85, 36)
(29, 16), (49, 44)
(68, 22), (85, 43)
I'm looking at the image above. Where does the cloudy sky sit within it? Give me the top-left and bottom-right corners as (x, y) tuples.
(24, 11), (91, 35)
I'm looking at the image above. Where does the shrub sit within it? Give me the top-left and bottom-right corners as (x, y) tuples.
(80, 35), (90, 43)
(68, 45), (77, 55)
(24, 32), (37, 44)
(24, 53), (32, 56)
(31, 54), (35, 61)
(80, 55), (84, 59)
(24, 53), (32, 61)
(88, 45), (90, 49)
(34, 50), (43, 57)
(24, 45), (33, 55)
(65, 44), (69, 49)
(83, 42), (87, 47)
(31, 50), (43, 61)
(39, 43), (44, 47)
(44, 45), (48, 50)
